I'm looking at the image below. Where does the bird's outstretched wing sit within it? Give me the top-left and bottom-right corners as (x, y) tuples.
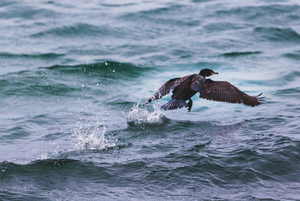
(144, 75), (191, 105)
(200, 79), (264, 107)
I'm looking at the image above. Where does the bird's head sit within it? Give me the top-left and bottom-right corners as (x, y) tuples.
(199, 68), (218, 77)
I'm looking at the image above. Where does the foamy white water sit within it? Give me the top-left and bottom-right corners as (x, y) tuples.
(123, 100), (167, 126)
(74, 123), (115, 150)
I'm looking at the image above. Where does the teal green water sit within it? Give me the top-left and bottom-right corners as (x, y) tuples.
(1, 0), (300, 200)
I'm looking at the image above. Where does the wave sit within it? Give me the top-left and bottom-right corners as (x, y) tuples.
(100, 2), (137, 8)
(281, 70), (300, 82)
(1, 135), (300, 181)
(221, 51), (262, 57)
(254, 27), (300, 43)
(30, 23), (129, 39)
(120, 4), (201, 29)
(282, 51), (300, 61)
(1, 126), (31, 142)
(243, 70), (300, 88)
(1, 133), (300, 200)
(44, 61), (149, 79)
(0, 5), (56, 20)
(0, 52), (65, 59)
(0, 158), (109, 179)
(0, 0), (16, 7)
(31, 23), (99, 38)
(0, 61), (149, 98)
(275, 87), (300, 97)
(0, 72), (77, 97)
(215, 4), (300, 21)
(203, 22), (247, 32)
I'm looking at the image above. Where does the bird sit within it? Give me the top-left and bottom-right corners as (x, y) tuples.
(144, 69), (264, 112)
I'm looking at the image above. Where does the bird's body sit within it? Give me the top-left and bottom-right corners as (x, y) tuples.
(144, 69), (264, 112)
(171, 76), (198, 100)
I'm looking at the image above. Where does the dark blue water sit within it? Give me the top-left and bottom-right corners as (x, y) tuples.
(1, 0), (300, 200)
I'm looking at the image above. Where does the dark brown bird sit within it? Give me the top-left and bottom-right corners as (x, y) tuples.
(144, 69), (264, 112)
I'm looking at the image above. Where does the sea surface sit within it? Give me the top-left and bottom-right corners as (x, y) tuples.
(1, 0), (300, 200)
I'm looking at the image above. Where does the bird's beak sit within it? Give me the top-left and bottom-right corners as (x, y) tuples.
(214, 72), (218, 75)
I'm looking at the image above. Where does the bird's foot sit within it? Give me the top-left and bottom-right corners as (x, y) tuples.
(187, 99), (193, 112)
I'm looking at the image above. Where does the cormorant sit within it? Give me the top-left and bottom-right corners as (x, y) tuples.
(144, 69), (264, 112)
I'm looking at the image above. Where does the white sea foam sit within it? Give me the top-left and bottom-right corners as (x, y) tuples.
(123, 100), (166, 126)
(74, 123), (115, 150)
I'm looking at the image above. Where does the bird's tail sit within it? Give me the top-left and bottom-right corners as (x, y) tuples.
(161, 99), (187, 110)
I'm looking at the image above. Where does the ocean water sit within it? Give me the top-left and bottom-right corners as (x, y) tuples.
(1, 0), (300, 200)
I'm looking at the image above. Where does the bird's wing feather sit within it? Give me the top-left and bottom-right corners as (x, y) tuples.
(144, 75), (191, 104)
(190, 74), (205, 92)
(200, 79), (264, 107)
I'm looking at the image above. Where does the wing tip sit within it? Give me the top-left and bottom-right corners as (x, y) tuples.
(248, 92), (265, 107)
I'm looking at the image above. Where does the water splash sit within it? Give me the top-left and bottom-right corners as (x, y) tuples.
(123, 99), (167, 127)
(74, 123), (115, 150)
